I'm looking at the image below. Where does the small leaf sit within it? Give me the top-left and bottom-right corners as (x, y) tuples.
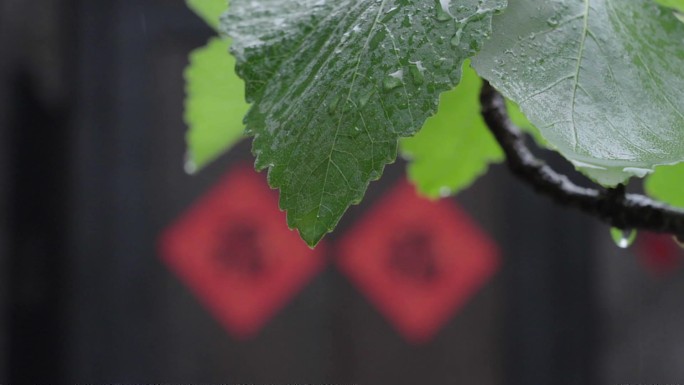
(224, 0), (506, 246)
(645, 163), (684, 208)
(653, 0), (684, 13)
(401, 64), (503, 198)
(185, 37), (250, 170)
(186, 0), (228, 31)
(473, 0), (684, 186)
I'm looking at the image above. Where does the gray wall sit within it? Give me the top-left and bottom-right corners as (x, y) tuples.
(12, 0), (678, 383)
(0, 0), (10, 378)
(597, 235), (684, 383)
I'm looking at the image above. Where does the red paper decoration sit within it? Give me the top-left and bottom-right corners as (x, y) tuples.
(637, 232), (683, 277)
(337, 180), (500, 344)
(159, 165), (325, 339)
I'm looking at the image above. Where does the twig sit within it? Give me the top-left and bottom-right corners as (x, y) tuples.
(480, 81), (684, 238)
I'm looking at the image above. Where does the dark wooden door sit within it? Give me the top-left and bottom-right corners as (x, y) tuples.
(1, 1), (598, 383)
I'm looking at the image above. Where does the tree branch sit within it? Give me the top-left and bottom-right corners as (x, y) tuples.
(480, 81), (684, 239)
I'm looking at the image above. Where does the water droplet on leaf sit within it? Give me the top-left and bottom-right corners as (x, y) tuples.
(381, 6), (401, 23)
(357, 90), (372, 108)
(450, 28), (463, 47)
(383, 69), (404, 91)
(409, 61), (425, 85)
(327, 95), (340, 115)
(434, 0), (452, 21)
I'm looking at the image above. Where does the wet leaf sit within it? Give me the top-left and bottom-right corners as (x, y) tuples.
(224, 0), (506, 246)
(400, 64), (503, 198)
(645, 163), (684, 208)
(506, 99), (547, 147)
(654, 0), (684, 13)
(473, 0), (684, 186)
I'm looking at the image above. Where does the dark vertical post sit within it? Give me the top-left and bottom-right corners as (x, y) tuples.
(500, 158), (597, 385)
(2, 0), (75, 382)
(0, 0), (12, 379)
(6, 72), (70, 383)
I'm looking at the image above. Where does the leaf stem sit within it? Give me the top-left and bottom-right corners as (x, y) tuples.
(480, 81), (684, 237)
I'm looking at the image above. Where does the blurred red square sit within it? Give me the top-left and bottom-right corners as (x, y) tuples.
(638, 232), (682, 277)
(159, 165), (326, 339)
(337, 180), (499, 344)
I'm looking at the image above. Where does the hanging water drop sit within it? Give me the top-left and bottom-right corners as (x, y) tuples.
(610, 227), (637, 249)
(184, 152), (197, 175)
(439, 186), (452, 197)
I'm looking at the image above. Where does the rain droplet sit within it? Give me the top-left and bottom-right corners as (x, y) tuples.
(369, 29), (387, 50)
(383, 69), (404, 91)
(450, 28), (463, 47)
(546, 17), (559, 27)
(184, 152), (197, 175)
(381, 6), (400, 23)
(434, 0), (453, 21)
(357, 90), (372, 108)
(610, 227), (637, 249)
(623, 167), (653, 178)
(402, 15), (412, 27)
(327, 95), (340, 115)
(409, 61), (425, 85)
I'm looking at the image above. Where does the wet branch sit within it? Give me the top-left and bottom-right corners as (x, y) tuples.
(480, 81), (684, 239)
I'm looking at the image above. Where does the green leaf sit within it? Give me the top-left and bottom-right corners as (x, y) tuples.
(185, 37), (250, 171)
(224, 0), (506, 246)
(187, 0), (228, 31)
(472, 0), (684, 186)
(506, 99), (547, 147)
(645, 163), (684, 208)
(654, 0), (684, 13)
(400, 63), (503, 199)
(654, 0), (684, 22)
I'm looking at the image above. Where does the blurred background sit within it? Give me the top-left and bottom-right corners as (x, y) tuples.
(2, 0), (684, 383)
